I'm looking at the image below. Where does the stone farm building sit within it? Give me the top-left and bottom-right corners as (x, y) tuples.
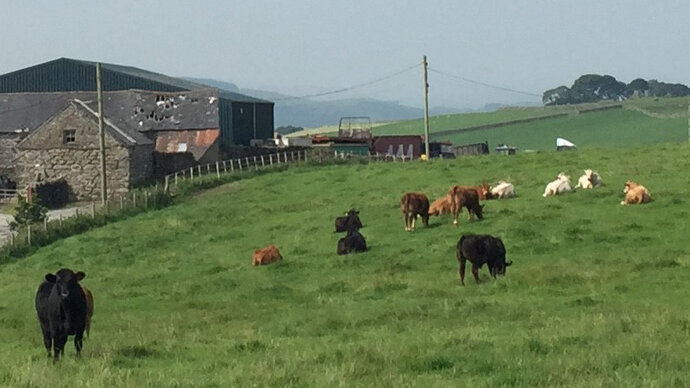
(0, 58), (274, 199)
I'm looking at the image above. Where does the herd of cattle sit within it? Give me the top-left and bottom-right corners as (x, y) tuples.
(34, 167), (652, 360)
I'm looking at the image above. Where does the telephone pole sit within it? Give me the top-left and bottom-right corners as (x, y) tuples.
(422, 56), (430, 160)
(96, 63), (107, 205)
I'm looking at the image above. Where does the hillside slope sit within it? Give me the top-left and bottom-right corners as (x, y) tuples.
(1, 143), (689, 386)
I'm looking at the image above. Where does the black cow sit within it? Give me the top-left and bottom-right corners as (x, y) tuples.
(456, 234), (512, 285)
(337, 228), (367, 255)
(334, 209), (363, 232)
(35, 268), (88, 360)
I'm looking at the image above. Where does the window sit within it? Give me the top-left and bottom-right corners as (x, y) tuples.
(62, 130), (76, 144)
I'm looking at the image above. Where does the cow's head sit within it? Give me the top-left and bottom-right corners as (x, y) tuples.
(491, 259), (513, 276)
(475, 204), (484, 219)
(623, 181), (637, 193)
(45, 268), (85, 299)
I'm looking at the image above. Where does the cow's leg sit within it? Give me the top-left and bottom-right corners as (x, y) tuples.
(466, 206), (473, 221)
(459, 257), (466, 286)
(471, 264), (480, 283)
(422, 213), (429, 227)
(41, 329), (52, 357)
(402, 212), (409, 231)
(411, 213), (416, 230)
(53, 332), (67, 360)
(74, 330), (84, 356)
(451, 201), (459, 226)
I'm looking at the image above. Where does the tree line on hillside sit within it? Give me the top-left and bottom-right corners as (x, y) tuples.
(543, 74), (690, 105)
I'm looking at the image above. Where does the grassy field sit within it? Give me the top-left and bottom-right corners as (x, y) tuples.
(437, 109), (686, 151)
(1, 143), (689, 386)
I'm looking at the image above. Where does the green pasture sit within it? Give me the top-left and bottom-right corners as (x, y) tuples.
(0, 142), (689, 386)
(437, 109), (686, 151)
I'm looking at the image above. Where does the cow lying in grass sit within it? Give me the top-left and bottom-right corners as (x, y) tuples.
(337, 227), (367, 255)
(456, 234), (512, 285)
(491, 181), (515, 199)
(448, 186), (484, 225)
(543, 173), (572, 197)
(35, 269), (88, 360)
(576, 169), (602, 189)
(252, 244), (283, 266)
(400, 193), (430, 231)
(334, 209), (362, 232)
(621, 180), (651, 205)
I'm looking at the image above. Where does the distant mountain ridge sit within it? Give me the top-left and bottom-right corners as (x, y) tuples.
(184, 77), (468, 127)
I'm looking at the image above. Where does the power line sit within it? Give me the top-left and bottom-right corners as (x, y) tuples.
(274, 63), (421, 101)
(429, 68), (542, 97)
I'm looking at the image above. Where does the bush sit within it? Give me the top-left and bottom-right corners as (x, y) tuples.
(10, 194), (47, 231)
(34, 179), (73, 209)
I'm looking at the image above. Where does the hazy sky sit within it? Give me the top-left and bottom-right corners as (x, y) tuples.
(1, 1), (688, 109)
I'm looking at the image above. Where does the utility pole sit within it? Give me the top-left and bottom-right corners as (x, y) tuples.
(96, 63), (107, 205)
(687, 102), (689, 143)
(422, 55), (430, 160)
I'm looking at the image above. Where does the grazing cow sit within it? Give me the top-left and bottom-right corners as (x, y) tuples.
(474, 183), (493, 200)
(621, 180), (651, 205)
(334, 209), (363, 233)
(35, 269), (88, 360)
(576, 169), (602, 189)
(429, 195), (452, 216)
(337, 228), (367, 255)
(543, 173), (572, 197)
(252, 244), (283, 266)
(400, 193), (430, 231)
(456, 234), (513, 285)
(81, 286), (94, 337)
(448, 186), (484, 225)
(491, 180), (515, 199)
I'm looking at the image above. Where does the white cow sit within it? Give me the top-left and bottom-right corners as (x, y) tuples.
(491, 181), (515, 199)
(575, 169), (602, 189)
(543, 173), (572, 197)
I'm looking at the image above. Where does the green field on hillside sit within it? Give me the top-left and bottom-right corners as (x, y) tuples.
(437, 109), (686, 151)
(371, 98), (688, 151)
(373, 109), (558, 135)
(1, 143), (689, 386)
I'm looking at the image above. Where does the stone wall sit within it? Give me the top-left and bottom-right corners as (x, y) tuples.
(15, 103), (152, 199)
(0, 132), (24, 179)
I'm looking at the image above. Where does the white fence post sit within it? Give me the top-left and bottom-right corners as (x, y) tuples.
(261, 155), (265, 168)
(216, 161), (221, 178)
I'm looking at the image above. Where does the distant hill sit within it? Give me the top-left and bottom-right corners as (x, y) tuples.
(184, 77), (466, 127)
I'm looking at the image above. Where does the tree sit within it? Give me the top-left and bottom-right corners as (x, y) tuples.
(10, 194), (47, 231)
(625, 78), (649, 97)
(542, 85), (572, 106)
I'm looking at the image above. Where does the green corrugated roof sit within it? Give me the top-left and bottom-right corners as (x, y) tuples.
(63, 58), (272, 104)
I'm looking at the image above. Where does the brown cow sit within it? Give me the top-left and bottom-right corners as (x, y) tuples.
(448, 186), (484, 225)
(81, 286), (94, 337)
(400, 193), (430, 231)
(473, 183), (493, 200)
(252, 244), (283, 266)
(621, 181), (651, 205)
(429, 195), (452, 216)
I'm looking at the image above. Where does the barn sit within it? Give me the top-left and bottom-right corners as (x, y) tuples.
(0, 58), (274, 147)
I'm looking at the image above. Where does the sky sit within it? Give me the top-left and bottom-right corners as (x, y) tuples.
(1, 0), (689, 109)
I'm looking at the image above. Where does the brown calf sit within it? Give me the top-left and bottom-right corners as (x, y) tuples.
(252, 244), (283, 266)
(448, 186), (484, 225)
(621, 181), (651, 205)
(81, 286), (94, 337)
(429, 195), (452, 216)
(400, 193), (430, 231)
